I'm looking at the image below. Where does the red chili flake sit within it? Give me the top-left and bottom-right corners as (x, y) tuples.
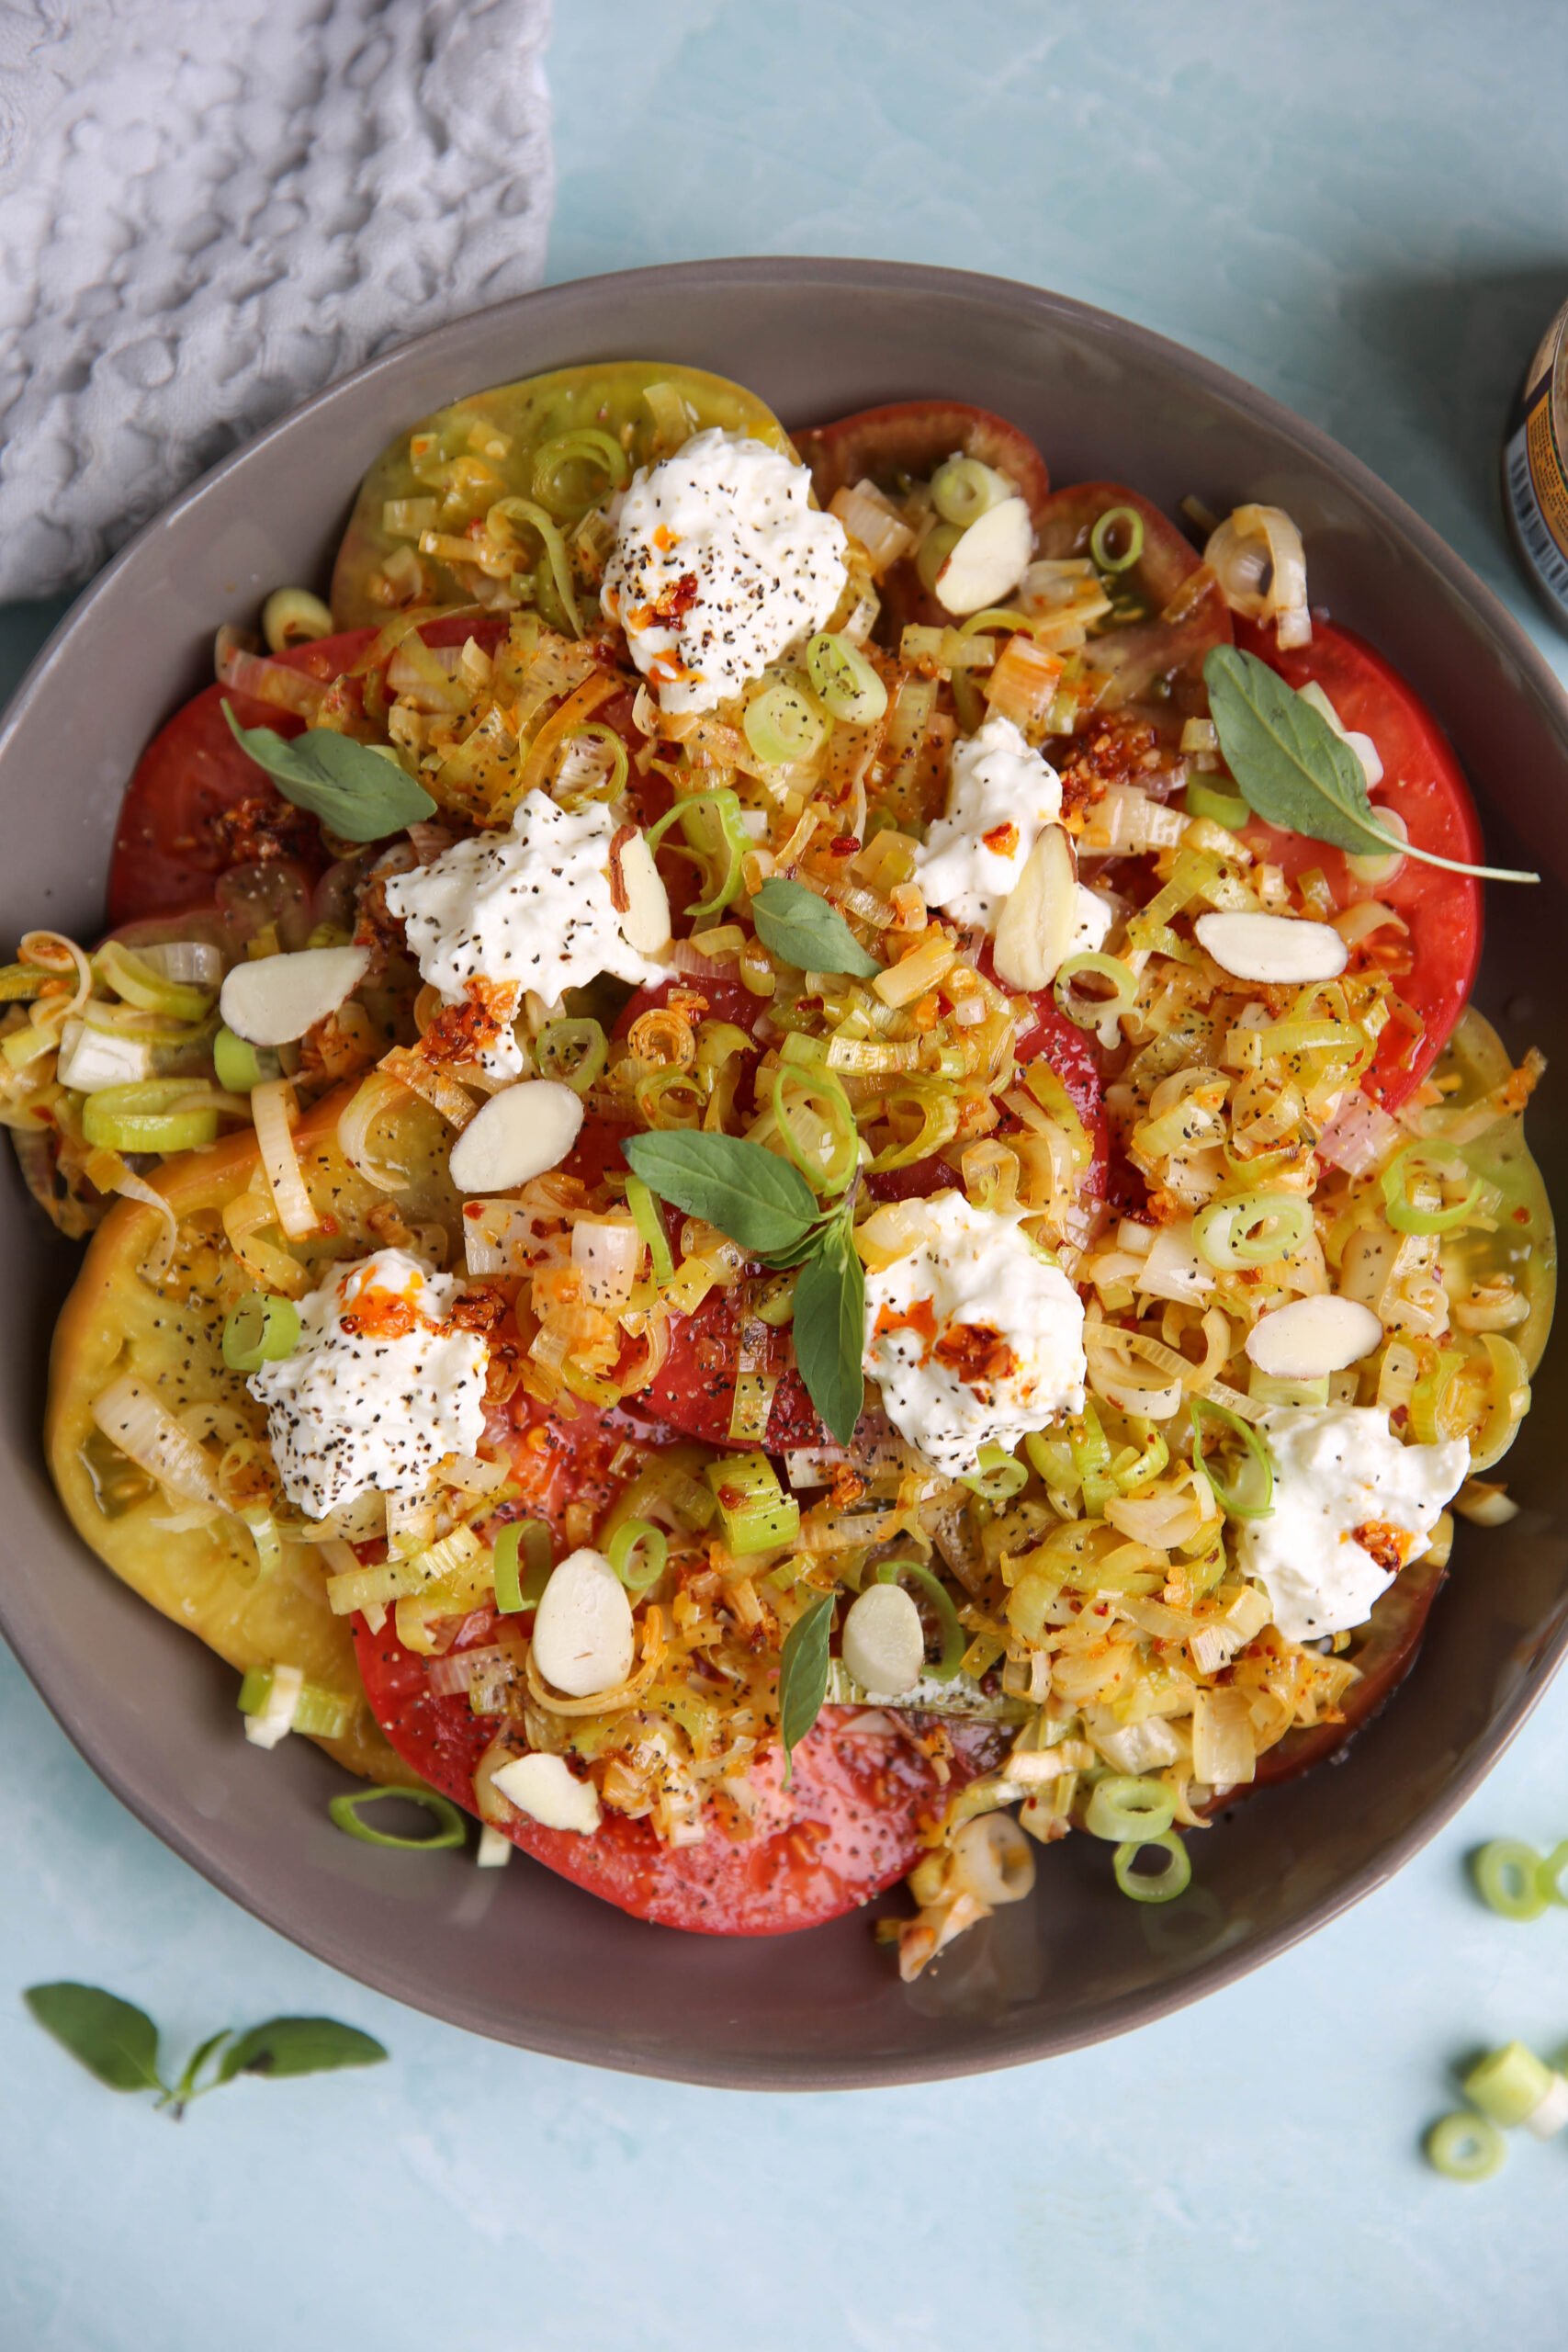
(648, 570), (700, 628)
(933, 1322), (1017, 1385)
(982, 821), (1020, 856)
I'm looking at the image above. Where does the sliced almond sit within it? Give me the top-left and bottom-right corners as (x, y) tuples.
(530, 1547), (635, 1698)
(491, 1751), (602, 1835)
(992, 820), (1077, 990)
(219, 945), (371, 1047)
(1246, 1293), (1384, 1381)
(614, 829), (672, 952)
(447, 1080), (583, 1193)
(841, 1582), (925, 1695)
(934, 496), (1034, 616)
(1194, 910), (1348, 985)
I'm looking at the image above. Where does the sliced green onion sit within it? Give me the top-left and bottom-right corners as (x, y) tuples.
(1425, 2110), (1506, 2182)
(604, 1518), (668, 1595)
(625, 1172), (675, 1284)
(1382, 1144), (1485, 1236)
(221, 1291), (301, 1374)
(261, 587), (333, 653)
(1190, 1396), (1274, 1520)
(1182, 777), (1250, 831)
(555, 720), (629, 807)
(530, 426), (630, 516)
(535, 1017), (607, 1094)
(705, 1451), (800, 1556)
(771, 1060), (859, 1196)
(1194, 1192), (1313, 1269)
(644, 789), (750, 918)
(1112, 1831), (1191, 1903)
(1089, 505), (1145, 573)
(1054, 952), (1138, 1035)
(81, 1080), (221, 1154)
(872, 1558), (965, 1681)
(95, 938), (216, 1023)
(238, 1666), (353, 1741)
(743, 681), (827, 767)
(213, 1025), (279, 1093)
(1086, 1774), (1176, 1842)
(957, 1443), (1030, 1503)
(931, 457), (1009, 527)
(1538, 1839), (1568, 1905)
(1113, 1427), (1169, 1495)
(1472, 1838), (1549, 1921)
(806, 631), (888, 725)
(328, 1786), (466, 1850)
(1463, 2041), (1556, 2128)
(492, 1519), (552, 1613)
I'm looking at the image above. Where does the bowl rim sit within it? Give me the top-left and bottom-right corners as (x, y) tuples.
(4, 254), (1568, 2089)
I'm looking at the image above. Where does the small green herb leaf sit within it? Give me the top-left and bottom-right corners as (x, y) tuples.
(222, 702), (436, 842)
(1203, 648), (1538, 885)
(623, 1130), (819, 1256)
(217, 2017), (389, 2084)
(750, 876), (883, 977)
(24, 1984), (165, 2094)
(792, 1225), (865, 1444)
(777, 1590), (836, 1787)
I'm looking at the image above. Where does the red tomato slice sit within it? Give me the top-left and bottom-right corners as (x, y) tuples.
(792, 400), (1051, 523)
(106, 615), (509, 928)
(351, 1391), (1008, 1934)
(1232, 619), (1483, 1111)
(613, 976), (1108, 1449)
(1035, 481), (1232, 708)
(1239, 1556), (1445, 1793)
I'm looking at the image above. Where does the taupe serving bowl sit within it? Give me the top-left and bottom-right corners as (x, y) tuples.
(4, 260), (1567, 2088)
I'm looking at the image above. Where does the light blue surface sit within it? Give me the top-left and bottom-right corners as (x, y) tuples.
(6, 6), (1568, 2346)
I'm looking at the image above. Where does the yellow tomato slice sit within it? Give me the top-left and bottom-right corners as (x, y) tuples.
(47, 1083), (461, 1779)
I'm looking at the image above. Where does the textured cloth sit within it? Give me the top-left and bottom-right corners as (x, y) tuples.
(0, 0), (554, 601)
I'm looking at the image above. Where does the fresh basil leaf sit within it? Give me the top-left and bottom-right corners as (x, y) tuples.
(623, 1130), (819, 1256)
(222, 702), (436, 842)
(777, 1590), (836, 1788)
(1203, 648), (1538, 886)
(217, 2016), (388, 2083)
(791, 1225), (865, 1445)
(751, 876), (882, 978)
(24, 1983), (165, 2095)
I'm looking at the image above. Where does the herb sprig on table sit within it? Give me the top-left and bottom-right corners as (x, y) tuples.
(24, 1982), (387, 2120)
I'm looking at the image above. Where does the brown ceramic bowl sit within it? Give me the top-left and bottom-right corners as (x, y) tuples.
(3, 261), (1566, 2088)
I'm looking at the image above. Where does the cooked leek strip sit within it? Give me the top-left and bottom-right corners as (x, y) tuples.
(484, 496), (582, 636)
(1189, 1396), (1274, 1520)
(931, 457), (1009, 527)
(535, 1017), (607, 1094)
(530, 425), (629, 516)
(704, 1452), (800, 1555)
(1054, 952), (1138, 1035)
(95, 939), (216, 1023)
(1382, 1143), (1485, 1235)
(770, 1059), (859, 1195)
(957, 1444), (1030, 1503)
(643, 790), (750, 919)
(1193, 1192), (1312, 1269)
(221, 1291), (300, 1374)
(238, 1666), (354, 1741)
(743, 681), (826, 766)
(807, 631), (888, 724)
(213, 1026), (278, 1093)
(1183, 776), (1249, 830)
(492, 1519), (552, 1613)
(328, 1787), (466, 1850)
(553, 719), (629, 807)
(251, 1078), (317, 1239)
(81, 1080), (221, 1155)
(604, 1517), (669, 1595)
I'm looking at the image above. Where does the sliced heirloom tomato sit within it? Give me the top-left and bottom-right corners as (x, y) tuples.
(1035, 481), (1232, 720)
(332, 361), (795, 628)
(106, 614), (510, 929)
(1232, 617), (1483, 1112)
(605, 973), (1108, 1451)
(1247, 1557), (1445, 1791)
(354, 1602), (1008, 1937)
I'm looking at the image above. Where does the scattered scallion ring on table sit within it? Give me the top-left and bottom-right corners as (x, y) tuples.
(1111, 1831), (1191, 1904)
(604, 1518), (668, 1596)
(327, 1787), (467, 1850)
(806, 630), (888, 725)
(1424, 2110), (1506, 2183)
(1089, 504), (1145, 573)
(492, 1519), (552, 1614)
(1471, 1838), (1550, 1921)
(1462, 2040), (1561, 2130)
(871, 1557), (964, 1681)
(1537, 1838), (1568, 1905)
(220, 1291), (301, 1374)
(1189, 1395), (1275, 1520)
(1086, 1774), (1177, 1844)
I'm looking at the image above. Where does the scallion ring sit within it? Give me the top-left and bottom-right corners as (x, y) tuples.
(1189, 1395), (1274, 1520)
(535, 1016), (607, 1095)
(644, 789), (750, 918)
(328, 1787), (466, 1851)
(872, 1558), (964, 1681)
(770, 1060), (859, 1196)
(492, 1520), (552, 1614)
(1424, 2110), (1506, 2183)
(1382, 1143), (1485, 1236)
(931, 457), (1010, 527)
(1086, 1774), (1177, 1843)
(1053, 952), (1138, 1035)
(1539, 1839), (1568, 1906)
(221, 1291), (301, 1374)
(1089, 505), (1145, 573)
(806, 631), (888, 725)
(81, 1080), (222, 1155)
(530, 426), (629, 517)
(625, 1173), (675, 1284)
(1112, 1831), (1191, 1904)
(742, 681), (827, 767)
(213, 1025), (278, 1094)
(957, 1443), (1030, 1504)
(1194, 1192), (1313, 1270)
(1472, 1837), (1550, 1921)
(604, 1518), (668, 1596)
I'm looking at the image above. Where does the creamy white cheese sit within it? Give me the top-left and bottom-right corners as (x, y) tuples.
(601, 428), (849, 714)
(913, 713), (1064, 930)
(862, 1191), (1086, 1476)
(1236, 1404), (1468, 1642)
(383, 790), (664, 1073)
(249, 1249), (489, 1521)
